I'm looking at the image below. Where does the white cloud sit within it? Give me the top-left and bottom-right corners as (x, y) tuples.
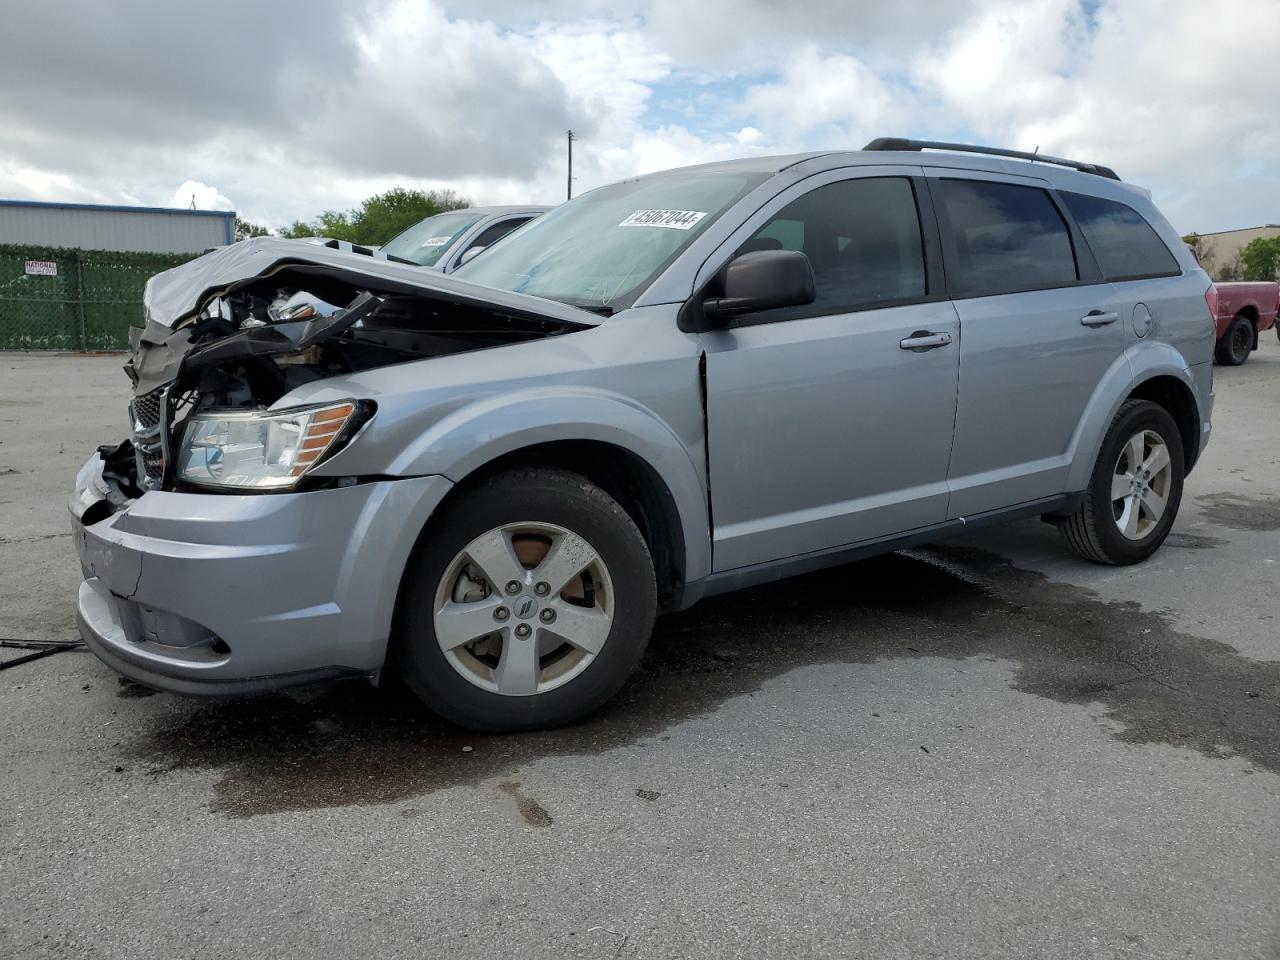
(739, 47), (902, 144)
(642, 0), (981, 70)
(913, 0), (1280, 229)
(0, 163), (117, 205)
(172, 181), (233, 212)
(915, 0), (1083, 133)
(0, 0), (1276, 232)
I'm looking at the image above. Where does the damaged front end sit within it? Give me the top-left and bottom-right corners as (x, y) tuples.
(69, 237), (598, 694)
(110, 237), (596, 497)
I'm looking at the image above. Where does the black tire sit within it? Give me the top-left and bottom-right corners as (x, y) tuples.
(1059, 399), (1184, 565)
(1214, 313), (1253, 365)
(391, 467), (656, 732)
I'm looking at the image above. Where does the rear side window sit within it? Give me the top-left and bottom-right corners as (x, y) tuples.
(1060, 192), (1180, 281)
(739, 177), (926, 314)
(936, 180), (1078, 297)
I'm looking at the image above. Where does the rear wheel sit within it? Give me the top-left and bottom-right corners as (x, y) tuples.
(392, 467), (656, 732)
(1059, 399), (1184, 565)
(1215, 313), (1253, 365)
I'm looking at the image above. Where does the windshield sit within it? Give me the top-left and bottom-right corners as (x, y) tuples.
(454, 171), (767, 311)
(381, 212), (485, 266)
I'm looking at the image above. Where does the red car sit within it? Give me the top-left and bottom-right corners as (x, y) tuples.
(1211, 281), (1279, 365)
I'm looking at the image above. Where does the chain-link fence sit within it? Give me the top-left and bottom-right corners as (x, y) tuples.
(0, 244), (198, 351)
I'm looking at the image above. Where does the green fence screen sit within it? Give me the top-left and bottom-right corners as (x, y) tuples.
(0, 244), (198, 351)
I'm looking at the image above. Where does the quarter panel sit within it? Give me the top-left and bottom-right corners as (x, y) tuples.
(1062, 341), (1203, 492)
(1117, 273), (1215, 361)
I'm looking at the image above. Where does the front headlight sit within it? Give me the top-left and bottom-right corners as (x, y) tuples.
(176, 400), (370, 490)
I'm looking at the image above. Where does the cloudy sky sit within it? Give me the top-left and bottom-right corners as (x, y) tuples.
(1, 0), (1275, 234)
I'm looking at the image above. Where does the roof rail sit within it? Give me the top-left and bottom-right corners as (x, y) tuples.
(862, 137), (1121, 182)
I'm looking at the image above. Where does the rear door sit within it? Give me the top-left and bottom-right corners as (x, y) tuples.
(926, 172), (1122, 516)
(701, 168), (960, 571)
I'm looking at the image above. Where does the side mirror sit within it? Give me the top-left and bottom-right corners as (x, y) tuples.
(458, 245), (487, 266)
(702, 250), (815, 326)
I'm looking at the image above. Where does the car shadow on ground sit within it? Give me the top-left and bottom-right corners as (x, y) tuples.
(120, 541), (1279, 817)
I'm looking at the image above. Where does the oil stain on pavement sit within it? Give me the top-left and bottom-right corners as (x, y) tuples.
(497, 780), (554, 827)
(123, 544), (1279, 817)
(1198, 493), (1280, 532)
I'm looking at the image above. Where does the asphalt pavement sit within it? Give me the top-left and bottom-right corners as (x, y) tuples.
(1, 342), (1277, 959)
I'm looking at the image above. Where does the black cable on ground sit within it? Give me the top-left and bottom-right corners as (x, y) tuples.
(1, 639), (86, 650)
(1, 638), (87, 671)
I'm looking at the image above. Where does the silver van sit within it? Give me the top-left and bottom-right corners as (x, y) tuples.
(70, 139), (1215, 731)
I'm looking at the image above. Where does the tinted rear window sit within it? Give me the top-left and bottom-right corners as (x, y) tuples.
(1061, 192), (1180, 281)
(937, 180), (1078, 297)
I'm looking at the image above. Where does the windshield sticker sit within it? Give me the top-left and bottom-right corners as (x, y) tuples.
(421, 236), (452, 247)
(619, 209), (707, 230)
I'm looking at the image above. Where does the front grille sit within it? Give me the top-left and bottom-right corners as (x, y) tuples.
(142, 451), (165, 482)
(131, 389), (163, 431)
(129, 388), (167, 489)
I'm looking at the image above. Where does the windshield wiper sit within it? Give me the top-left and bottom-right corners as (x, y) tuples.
(554, 298), (615, 316)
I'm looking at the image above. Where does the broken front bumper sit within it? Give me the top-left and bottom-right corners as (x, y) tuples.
(70, 453), (452, 695)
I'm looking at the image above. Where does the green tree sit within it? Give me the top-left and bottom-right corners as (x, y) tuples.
(1239, 236), (1280, 281)
(280, 220), (319, 239)
(279, 188), (470, 245)
(1181, 233), (1213, 273)
(234, 217), (271, 241)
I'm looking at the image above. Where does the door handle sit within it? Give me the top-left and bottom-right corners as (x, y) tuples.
(899, 330), (953, 351)
(1080, 310), (1119, 327)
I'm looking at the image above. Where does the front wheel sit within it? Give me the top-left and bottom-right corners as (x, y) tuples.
(1215, 313), (1253, 365)
(1059, 399), (1184, 565)
(392, 467), (657, 732)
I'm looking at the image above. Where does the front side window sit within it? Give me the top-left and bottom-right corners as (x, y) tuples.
(455, 171), (767, 313)
(937, 180), (1078, 297)
(738, 177), (927, 315)
(381, 212), (485, 266)
(1060, 192), (1180, 281)
(465, 217), (533, 256)
(456, 217), (537, 266)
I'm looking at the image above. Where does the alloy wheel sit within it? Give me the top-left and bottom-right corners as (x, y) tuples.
(1110, 429), (1173, 541)
(433, 522), (614, 696)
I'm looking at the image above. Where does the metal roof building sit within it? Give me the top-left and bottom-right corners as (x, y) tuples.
(0, 199), (234, 253)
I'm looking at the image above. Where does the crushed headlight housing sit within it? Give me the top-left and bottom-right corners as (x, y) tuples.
(176, 400), (371, 490)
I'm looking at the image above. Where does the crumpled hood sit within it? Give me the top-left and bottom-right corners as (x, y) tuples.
(125, 236), (603, 396)
(142, 236), (600, 331)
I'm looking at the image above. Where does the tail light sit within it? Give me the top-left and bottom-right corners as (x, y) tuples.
(1205, 283), (1219, 320)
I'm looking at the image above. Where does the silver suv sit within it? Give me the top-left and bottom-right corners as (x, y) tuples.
(70, 138), (1215, 731)
(299, 205), (548, 270)
(379, 205), (549, 271)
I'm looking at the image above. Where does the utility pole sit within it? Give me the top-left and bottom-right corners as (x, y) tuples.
(566, 129), (575, 200)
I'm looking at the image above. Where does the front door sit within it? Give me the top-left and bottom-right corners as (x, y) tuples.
(702, 172), (961, 572)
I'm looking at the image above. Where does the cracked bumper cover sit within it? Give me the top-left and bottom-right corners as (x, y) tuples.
(70, 454), (453, 695)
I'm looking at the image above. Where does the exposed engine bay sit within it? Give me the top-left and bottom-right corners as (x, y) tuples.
(108, 238), (596, 497)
